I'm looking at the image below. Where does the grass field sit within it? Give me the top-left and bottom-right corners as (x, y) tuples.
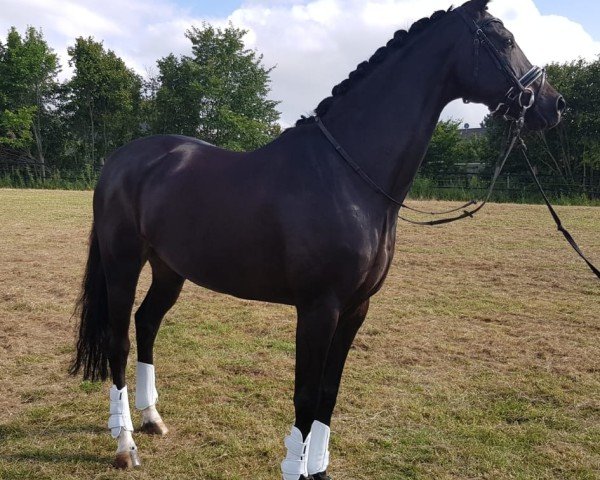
(0, 189), (598, 480)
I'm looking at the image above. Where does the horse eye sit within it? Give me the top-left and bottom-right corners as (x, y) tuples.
(505, 38), (514, 48)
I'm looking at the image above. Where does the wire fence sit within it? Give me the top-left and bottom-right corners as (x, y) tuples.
(0, 159), (102, 189)
(410, 173), (600, 205)
(1, 159), (599, 204)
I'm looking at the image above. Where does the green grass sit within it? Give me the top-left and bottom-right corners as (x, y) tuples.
(0, 189), (598, 479)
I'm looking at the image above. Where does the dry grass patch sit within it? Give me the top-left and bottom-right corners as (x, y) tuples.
(0, 189), (598, 479)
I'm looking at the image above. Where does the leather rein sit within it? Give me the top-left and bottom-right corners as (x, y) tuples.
(314, 9), (599, 280)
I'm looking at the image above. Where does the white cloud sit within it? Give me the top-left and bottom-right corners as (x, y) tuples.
(489, 0), (599, 65)
(1, 0), (598, 128)
(0, 0), (208, 79)
(229, 0), (600, 126)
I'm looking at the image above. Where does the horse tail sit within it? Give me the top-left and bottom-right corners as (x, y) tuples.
(69, 223), (110, 381)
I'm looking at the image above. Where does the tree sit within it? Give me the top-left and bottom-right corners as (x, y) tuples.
(150, 23), (281, 150)
(482, 56), (600, 195)
(151, 54), (202, 137)
(421, 120), (486, 176)
(544, 57), (600, 190)
(0, 26), (60, 170)
(0, 106), (35, 150)
(65, 37), (142, 166)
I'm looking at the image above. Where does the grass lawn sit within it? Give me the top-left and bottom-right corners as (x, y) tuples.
(0, 189), (598, 479)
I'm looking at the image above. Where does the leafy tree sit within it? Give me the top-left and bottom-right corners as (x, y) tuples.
(150, 23), (281, 150)
(482, 56), (600, 195)
(151, 54), (202, 137)
(421, 120), (486, 176)
(544, 57), (600, 189)
(0, 26), (60, 169)
(65, 37), (142, 166)
(0, 106), (36, 150)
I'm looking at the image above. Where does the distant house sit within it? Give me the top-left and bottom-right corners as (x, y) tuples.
(458, 124), (487, 174)
(459, 123), (487, 139)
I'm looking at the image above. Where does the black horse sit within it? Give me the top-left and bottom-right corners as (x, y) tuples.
(70, 0), (564, 477)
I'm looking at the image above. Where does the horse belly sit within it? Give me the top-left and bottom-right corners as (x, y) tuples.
(184, 244), (293, 304)
(143, 199), (293, 304)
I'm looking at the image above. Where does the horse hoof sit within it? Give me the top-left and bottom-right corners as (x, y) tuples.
(140, 420), (169, 436)
(113, 449), (141, 469)
(311, 473), (331, 480)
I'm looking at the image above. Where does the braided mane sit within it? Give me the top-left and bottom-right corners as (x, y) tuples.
(296, 7), (454, 126)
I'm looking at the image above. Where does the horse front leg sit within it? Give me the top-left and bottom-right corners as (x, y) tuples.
(281, 300), (339, 480)
(309, 299), (370, 479)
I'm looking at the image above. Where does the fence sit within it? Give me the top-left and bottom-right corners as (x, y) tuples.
(410, 172), (600, 205)
(0, 159), (102, 190)
(416, 172), (600, 195)
(1, 159), (599, 205)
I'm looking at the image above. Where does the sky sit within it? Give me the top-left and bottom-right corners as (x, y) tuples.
(1, 0), (599, 128)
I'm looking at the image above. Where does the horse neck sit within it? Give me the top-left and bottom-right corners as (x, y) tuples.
(321, 20), (461, 207)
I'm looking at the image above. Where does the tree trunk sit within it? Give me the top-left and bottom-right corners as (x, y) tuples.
(102, 119), (108, 163)
(89, 102), (95, 165)
(32, 115), (45, 179)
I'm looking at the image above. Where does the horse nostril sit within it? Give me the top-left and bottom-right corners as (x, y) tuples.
(556, 96), (566, 114)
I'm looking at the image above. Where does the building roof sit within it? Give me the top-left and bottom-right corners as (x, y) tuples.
(460, 126), (487, 138)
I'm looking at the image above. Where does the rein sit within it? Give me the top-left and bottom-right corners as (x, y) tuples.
(317, 115), (599, 279)
(315, 114), (521, 223)
(397, 121), (522, 226)
(520, 144), (600, 279)
(314, 7), (599, 279)
(315, 116), (404, 208)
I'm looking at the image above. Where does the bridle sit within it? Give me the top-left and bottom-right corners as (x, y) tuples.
(313, 8), (599, 279)
(315, 8), (538, 220)
(456, 7), (546, 123)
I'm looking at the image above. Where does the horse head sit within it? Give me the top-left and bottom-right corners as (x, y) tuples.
(454, 0), (564, 130)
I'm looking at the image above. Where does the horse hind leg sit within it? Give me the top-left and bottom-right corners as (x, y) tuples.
(134, 253), (184, 436)
(102, 239), (146, 469)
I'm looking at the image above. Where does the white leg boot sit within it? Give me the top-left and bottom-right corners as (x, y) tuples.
(307, 421), (330, 477)
(135, 361), (168, 435)
(108, 385), (140, 468)
(281, 426), (311, 480)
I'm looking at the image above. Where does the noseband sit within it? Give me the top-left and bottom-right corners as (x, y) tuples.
(456, 8), (546, 123)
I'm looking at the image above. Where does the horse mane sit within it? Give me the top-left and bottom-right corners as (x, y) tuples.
(295, 6), (454, 127)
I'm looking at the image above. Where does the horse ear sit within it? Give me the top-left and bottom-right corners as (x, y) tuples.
(463, 0), (491, 14)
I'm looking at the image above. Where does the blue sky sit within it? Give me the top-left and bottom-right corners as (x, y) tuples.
(175, 0), (244, 17)
(536, 0), (600, 39)
(178, 0), (600, 39)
